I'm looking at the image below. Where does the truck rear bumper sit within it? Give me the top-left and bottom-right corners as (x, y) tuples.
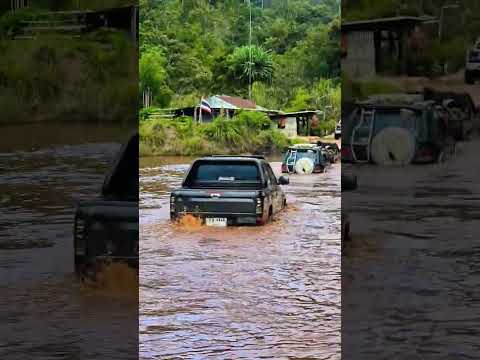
(171, 211), (261, 225)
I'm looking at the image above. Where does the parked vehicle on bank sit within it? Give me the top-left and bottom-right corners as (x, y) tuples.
(335, 120), (342, 139)
(74, 133), (139, 275)
(170, 156), (289, 226)
(342, 95), (451, 164)
(281, 144), (330, 174)
(465, 38), (480, 84)
(423, 88), (476, 141)
(317, 141), (340, 163)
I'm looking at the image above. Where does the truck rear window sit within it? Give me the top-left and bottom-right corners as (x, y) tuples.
(185, 161), (262, 188)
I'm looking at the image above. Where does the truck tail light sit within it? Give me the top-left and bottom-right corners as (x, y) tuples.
(256, 197), (263, 214)
(341, 147), (350, 159)
(417, 147), (434, 161)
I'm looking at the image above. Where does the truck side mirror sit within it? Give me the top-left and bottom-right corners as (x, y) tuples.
(278, 176), (290, 185)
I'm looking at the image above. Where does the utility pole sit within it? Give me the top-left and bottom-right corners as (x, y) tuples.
(248, 0), (252, 100)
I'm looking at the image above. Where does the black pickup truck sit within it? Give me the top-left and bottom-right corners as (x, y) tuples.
(170, 156), (289, 226)
(74, 133), (139, 275)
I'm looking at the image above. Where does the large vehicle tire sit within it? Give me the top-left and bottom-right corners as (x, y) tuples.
(259, 206), (273, 225)
(294, 157), (315, 174)
(370, 127), (416, 166)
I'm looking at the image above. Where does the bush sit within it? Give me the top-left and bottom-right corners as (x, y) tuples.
(0, 28), (137, 123)
(139, 142), (154, 157)
(201, 117), (243, 146)
(139, 107), (161, 121)
(0, 8), (40, 39)
(425, 37), (469, 76)
(257, 129), (290, 153)
(182, 136), (212, 156)
(234, 110), (272, 130)
(351, 80), (403, 99)
(139, 119), (167, 150)
(139, 113), (292, 157)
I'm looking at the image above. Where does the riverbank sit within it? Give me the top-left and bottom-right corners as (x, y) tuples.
(139, 112), (297, 157)
(0, 29), (137, 124)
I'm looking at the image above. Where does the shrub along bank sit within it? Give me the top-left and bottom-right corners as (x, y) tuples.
(139, 111), (292, 157)
(0, 17), (137, 124)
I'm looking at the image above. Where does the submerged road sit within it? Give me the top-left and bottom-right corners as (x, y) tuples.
(139, 158), (341, 359)
(343, 137), (480, 358)
(0, 123), (138, 360)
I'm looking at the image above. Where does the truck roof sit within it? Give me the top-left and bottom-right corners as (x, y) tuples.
(287, 143), (321, 150)
(355, 94), (434, 110)
(199, 155), (266, 161)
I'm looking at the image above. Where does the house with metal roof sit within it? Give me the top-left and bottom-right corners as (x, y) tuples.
(173, 95), (275, 122)
(204, 95), (268, 111)
(270, 110), (324, 138)
(341, 16), (436, 78)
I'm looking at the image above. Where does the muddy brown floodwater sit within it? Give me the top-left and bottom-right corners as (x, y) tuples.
(343, 138), (480, 359)
(140, 157), (341, 359)
(0, 123), (138, 360)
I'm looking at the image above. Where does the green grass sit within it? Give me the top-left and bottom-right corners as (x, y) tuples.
(342, 74), (404, 101)
(0, 26), (137, 124)
(139, 111), (293, 157)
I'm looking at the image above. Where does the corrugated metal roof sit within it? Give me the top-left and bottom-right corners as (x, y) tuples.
(342, 16), (435, 31)
(205, 96), (238, 110)
(218, 95), (258, 109)
(205, 95), (265, 110)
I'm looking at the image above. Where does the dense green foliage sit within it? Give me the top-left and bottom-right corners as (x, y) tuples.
(139, 111), (292, 156)
(140, 0), (340, 114)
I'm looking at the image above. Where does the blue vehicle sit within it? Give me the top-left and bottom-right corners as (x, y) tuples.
(342, 95), (451, 164)
(281, 144), (330, 174)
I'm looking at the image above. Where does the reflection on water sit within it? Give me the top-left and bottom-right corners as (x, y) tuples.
(140, 158), (341, 359)
(343, 139), (480, 359)
(0, 124), (137, 359)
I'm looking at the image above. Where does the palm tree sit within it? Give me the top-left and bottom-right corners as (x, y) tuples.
(228, 45), (274, 84)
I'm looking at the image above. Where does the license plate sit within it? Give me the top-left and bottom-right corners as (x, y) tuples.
(205, 217), (227, 227)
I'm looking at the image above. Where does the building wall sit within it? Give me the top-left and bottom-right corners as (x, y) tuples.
(341, 31), (376, 78)
(278, 117), (298, 138)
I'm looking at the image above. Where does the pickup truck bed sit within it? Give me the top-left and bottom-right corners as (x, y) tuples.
(74, 199), (138, 272)
(171, 189), (262, 225)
